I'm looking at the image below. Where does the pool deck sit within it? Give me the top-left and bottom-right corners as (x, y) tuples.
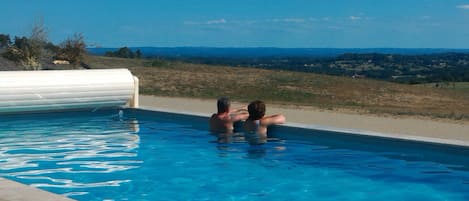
(0, 178), (75, 201)
(140, 95), (469, 147)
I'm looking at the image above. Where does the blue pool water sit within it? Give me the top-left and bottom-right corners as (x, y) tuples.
(0, 109), (469, 201)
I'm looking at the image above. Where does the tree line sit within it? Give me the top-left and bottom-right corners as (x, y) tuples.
(0, 21), (86, 70)
(162, 53), (469, 84)
(104, 47), (141, 59)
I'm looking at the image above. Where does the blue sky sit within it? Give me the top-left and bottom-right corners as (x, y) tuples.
(1, 0), (469, 48)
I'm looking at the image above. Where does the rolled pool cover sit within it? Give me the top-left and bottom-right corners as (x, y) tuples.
(0, 69), (136, 114)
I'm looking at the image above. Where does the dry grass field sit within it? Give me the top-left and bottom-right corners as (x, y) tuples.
(88, 56), (469, 120)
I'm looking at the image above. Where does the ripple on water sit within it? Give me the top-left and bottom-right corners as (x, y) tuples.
(0, 112), (141, 194)
(1, 111), (469, 201)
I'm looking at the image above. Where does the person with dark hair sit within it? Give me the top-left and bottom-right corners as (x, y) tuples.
(244, 100), (285, 144)
(209, 97), (248, 135)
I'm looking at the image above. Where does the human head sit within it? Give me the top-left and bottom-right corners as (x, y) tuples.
(217, 97), (231, 113)
(248, 100), (266, 120)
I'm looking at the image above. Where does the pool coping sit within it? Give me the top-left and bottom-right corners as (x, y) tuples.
(137, 106), (469, 148)
(0, 177), (75, 201)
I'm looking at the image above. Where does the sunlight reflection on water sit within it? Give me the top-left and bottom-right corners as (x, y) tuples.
(0, 111), (140, 192)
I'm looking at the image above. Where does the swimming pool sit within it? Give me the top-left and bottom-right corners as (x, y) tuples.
(1, 109), (468, 201)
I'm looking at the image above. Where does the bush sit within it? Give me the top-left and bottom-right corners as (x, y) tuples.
(44, 42), (60, 53)
(2, 36), (42, 69)
(104, 47), (141, 59)
(3, 46), (25, 62)
(1, 21), (46, 70)
(56, 33), (86, 64)
(0, 34), (11, 48)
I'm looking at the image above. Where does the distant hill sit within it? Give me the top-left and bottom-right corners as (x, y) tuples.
(88, 47), (469, 84)
(87, 47), (469, 58)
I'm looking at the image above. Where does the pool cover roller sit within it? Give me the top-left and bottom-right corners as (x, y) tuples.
(0, 69), (138, 114)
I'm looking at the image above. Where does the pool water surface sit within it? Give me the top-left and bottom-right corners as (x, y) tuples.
(0, 109), (468, 201)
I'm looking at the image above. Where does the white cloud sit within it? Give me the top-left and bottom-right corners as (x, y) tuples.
(270, 18), (306, 23)
(206, 19), (227, 25)
(184, 19), (227, 25)
(457, 4), (469, 9)
(349, 16), (362, 21)
(231, 20), (258, 25)
(184, 16), (333, 27)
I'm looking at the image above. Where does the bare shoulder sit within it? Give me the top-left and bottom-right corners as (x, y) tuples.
(214, 113), (232, 123)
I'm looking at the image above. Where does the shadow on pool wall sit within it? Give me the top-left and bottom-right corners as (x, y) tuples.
(125, 108), (469, 171)
(269, 125), (469, 168)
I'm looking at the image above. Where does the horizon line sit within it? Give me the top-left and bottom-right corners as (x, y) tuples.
(87, 46), (469, 50)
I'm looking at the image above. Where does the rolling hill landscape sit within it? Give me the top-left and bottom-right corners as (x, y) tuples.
(91, 47), (469, 84)
(88, 55), (469, 121)
(1, 45), (468, 121)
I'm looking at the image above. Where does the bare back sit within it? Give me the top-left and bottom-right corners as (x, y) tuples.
(243, 114), (286, 144)
(209, 113), (234, 134)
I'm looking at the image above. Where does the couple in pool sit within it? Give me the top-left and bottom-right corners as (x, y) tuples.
(209, 97), (285, 144)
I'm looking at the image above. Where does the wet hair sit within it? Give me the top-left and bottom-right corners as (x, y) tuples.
(247, 100), (266, 120)
(217, 97), (231, 113)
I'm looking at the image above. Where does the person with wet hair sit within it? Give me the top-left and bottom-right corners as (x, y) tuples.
(244, 100), (285, 144)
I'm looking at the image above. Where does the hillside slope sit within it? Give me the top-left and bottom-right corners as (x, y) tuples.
(85, 56), (469, 120)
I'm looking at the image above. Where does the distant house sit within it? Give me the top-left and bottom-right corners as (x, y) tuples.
(52, 60), (70, 65)
(352, 74), (366, 79)
(391, 75), (412, 79)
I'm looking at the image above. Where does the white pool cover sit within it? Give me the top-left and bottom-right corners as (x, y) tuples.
(0, 69), (136, 114)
